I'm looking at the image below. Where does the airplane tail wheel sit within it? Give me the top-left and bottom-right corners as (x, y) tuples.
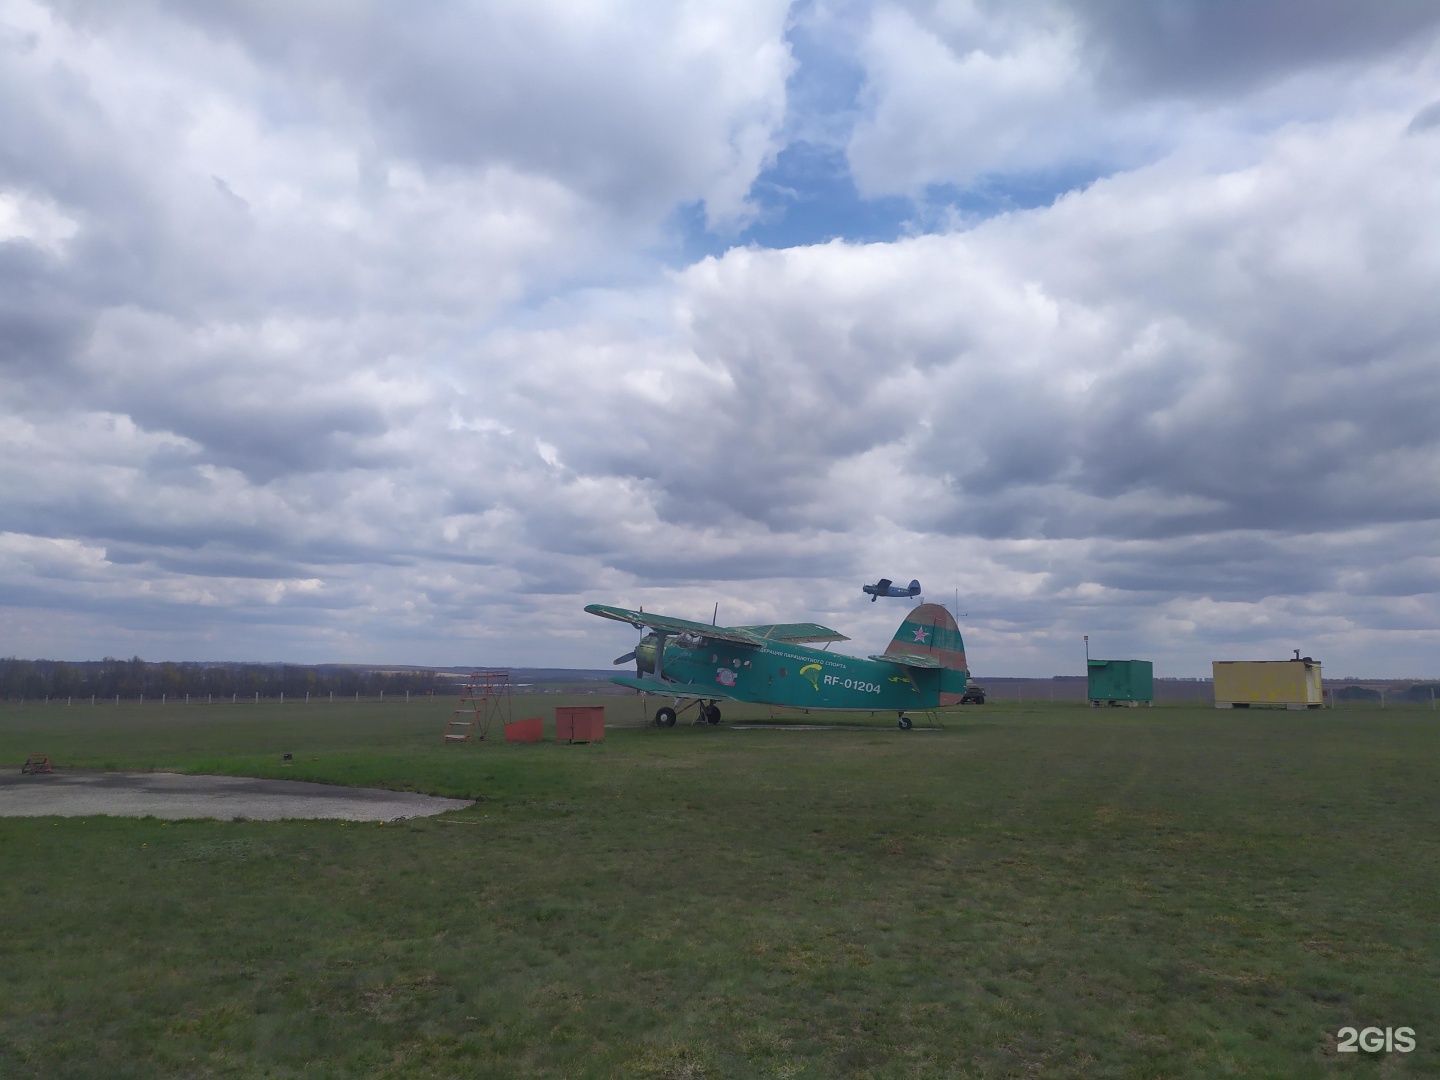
(897, 715), (913, 730)
(655, 707), (677, 727)
(704, 704), (722, 725)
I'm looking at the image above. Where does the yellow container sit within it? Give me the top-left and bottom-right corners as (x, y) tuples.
(1212, 660), (1323, 709)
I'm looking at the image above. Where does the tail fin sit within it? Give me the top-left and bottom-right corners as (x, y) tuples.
(908, 579), (920, 593)
(884, 602), (968, 704)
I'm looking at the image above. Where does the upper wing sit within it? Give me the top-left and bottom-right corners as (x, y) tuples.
(734, 622), (850, 645)
(584, 604), (767, 647)
(870, 652), (942, 669)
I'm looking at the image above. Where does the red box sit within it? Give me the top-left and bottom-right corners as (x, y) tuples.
(504, 716), (544, 743)
(555, 706), (605, 743)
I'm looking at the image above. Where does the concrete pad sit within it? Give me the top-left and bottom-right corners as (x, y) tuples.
(0, 770), (471, 821)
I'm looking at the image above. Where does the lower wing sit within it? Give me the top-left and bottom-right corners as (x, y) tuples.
(609, 675), (738, 701)
(869, 653), (942, 669)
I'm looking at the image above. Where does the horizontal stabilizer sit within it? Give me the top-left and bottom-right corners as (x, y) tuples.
(735, 622), (849, 644)
(870, 652), (942, 669)
(585, 604), (766, 647)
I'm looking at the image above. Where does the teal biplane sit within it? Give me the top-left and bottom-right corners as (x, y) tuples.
(585, 602), (970, 729)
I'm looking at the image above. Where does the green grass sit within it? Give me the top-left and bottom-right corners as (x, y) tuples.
(2, 697), (1437, 1077)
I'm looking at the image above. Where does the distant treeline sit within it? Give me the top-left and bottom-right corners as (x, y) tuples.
(0, 657), (453, 702)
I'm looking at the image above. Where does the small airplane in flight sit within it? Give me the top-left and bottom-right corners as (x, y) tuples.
(862, 578), (921, 601)
(585, 601), (969, 729)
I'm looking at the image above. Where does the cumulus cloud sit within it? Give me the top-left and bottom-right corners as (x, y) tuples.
(1, 0), (1437, 677)
(1066, 0), (1440, 98)
(845, 0), (1440, 197)
(662, 115), (1440, 543)
(48, 0), (794, 229)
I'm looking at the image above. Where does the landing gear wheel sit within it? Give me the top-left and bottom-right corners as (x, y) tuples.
(655, 707), (677, 727)
(897, 715), (913, 730)
(703, 704), (722, 725)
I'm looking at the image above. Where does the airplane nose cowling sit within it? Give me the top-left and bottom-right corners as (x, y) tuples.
(634, 636), (658, 675)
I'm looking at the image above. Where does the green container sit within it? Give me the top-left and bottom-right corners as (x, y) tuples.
(1087, 659), (1154, 704)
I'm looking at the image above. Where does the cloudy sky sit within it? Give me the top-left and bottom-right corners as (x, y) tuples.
(3, 0), (1439, 677)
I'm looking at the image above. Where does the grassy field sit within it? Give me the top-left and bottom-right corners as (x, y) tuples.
(1, 696), (1436, 1078)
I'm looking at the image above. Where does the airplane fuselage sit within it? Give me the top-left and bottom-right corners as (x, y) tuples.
(862, 578), (921, 601)
(642, 636), (947, 711)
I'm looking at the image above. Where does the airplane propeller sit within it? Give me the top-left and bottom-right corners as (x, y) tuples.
(612, 650), (637, 666)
